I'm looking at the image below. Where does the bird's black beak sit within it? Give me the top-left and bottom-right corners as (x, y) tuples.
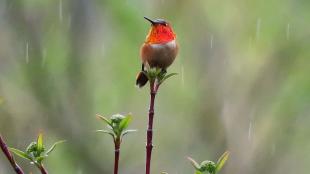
(144, 17), (155, 25)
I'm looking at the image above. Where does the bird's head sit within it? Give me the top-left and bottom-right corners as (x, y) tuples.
(144, 17), (176, 44)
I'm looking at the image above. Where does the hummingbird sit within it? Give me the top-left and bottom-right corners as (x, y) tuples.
(136, 17), (179, 88)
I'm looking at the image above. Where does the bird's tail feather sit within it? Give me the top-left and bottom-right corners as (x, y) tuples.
(136, 71), (148, 88)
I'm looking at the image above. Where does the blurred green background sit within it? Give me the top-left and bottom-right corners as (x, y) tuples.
(0, 0), (310, 173)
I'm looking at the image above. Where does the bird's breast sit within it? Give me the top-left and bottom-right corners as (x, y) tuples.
(149, 40), (177, 50)
(140, 40), (178, 69)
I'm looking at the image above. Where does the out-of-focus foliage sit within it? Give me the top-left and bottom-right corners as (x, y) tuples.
(0, 0), (309, 174)
(9, 133), (65, 169)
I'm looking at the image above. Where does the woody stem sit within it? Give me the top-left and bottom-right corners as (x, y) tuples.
(145, 80), (159, 174)
(0, 135), (25, 174)
(114, 138), (121, 174)
(38, 164), (48, 174)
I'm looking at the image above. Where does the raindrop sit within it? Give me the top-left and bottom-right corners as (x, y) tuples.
(248, 37), (253, 50)
(210, 34), (214, 49)
(286, 23), (290, 40)
(181, 65), (184, 86)
(67, 14), (72, 29)
(271, 143), (276, 156)
(25, 42), (29, 63)
(101, 43), (105, 56)
(77, 168), (83, 174)
(256, 18), (261, 41)
(59, 0), (63, 22)
(0, 1), (6, 17)
(248, 121), (252, 141)
(41, 48), (47, 67)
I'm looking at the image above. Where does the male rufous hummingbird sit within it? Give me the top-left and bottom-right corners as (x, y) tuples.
(136, 17), (179, 88)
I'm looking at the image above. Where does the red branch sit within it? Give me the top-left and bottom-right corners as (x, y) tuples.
(114, 138), (121, 174)
(38, 164), (48, 174)
(145, 81), (159, 174)
(0, 135), (25, 174)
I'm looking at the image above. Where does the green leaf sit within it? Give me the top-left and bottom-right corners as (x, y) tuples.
(9, 148), (33, 161)
(201, 161), (216, 173)
(146, 67), (162, 80)
(121, 129), (137, 137)
(96, 114), (112, 126)
(37, 133), (44, 152)
(195, 171), (202, 174)
(26, 142), (37, 154)
(45, 140), (66, 156)
(95, 130), (115, 137)
(159, 73), (178, 85)
(188, 157), (201, 170)
(36, 156), (45, 164)
(107, 125), (113, 130)
(119, 115), (132, 131)
(155, 68), (162, 75)
(215, 151), (230, 173)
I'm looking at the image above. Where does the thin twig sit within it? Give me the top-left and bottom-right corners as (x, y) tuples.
(114, 138), (121, 174)
(145, 80), (159, 174)
(0, 135), (25, 174)
(38, 164), (48, 174)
